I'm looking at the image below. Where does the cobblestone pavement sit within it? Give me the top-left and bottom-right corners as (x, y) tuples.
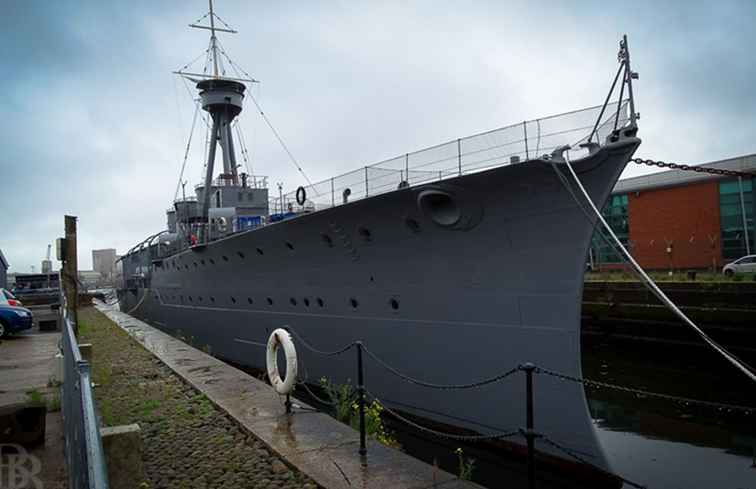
(78, 307), (318, 489)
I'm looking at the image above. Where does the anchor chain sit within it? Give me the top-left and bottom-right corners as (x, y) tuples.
(631, 158), (753, 178)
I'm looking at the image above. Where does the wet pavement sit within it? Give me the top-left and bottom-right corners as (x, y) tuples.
(0, 330), (67, 488)
(96, 301), (481, 489)
(0, 331), (59, 406)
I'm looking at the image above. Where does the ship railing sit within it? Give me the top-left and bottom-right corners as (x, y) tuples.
(276, 100), (630, 214)
(59, 290), (110, 489)
(195, 174), (269, 189)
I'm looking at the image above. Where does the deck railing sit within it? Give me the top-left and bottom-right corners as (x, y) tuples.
(275, 100), (630, 213)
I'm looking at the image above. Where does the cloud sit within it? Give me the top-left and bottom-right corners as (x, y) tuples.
(1, 0), (754, 272)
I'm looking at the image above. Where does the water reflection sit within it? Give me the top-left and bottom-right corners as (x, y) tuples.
(389, 335), (756, 489)
(583, 335), (756, 489)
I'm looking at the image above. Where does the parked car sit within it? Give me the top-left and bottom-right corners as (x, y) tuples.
(0, 288), (24, 307)
(723, 255), (756, 277)
(0, 304), (33, 338)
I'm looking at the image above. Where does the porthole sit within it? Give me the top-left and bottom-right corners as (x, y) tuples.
(231, 297), (237, 304)
(247, 297), (253, 304)
(209, 258), (216, 265)
(237, 251), (245, 259)
(256, 248), (264, 255)
(201, 259), (206, 266)
(193, 262), (198, 268)
(390, 298), (399, 310)
(405, 218), (421, 233)
(222, 255), (229, 262)
(267, 297), (274, 306)
(185, 264), (189, 270)
(349, 298), (358, 309)
(317, 298), (325, 307)
(285, 241), (294, 251)
(290, 297), (297, 306)
(358, 227), (372, 241)
(210, 297), (215, 303)
(188, 296), (193, 302)
(303, 298), (310, 307)
(198, 296), (203, 302)
(321, 234), (334, 247)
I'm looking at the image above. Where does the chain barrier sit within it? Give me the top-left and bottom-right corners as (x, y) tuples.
(287, 325), (754, 412)
(362, 344), (521, 390)
(284, 327), (356, 356)
(537, 367), (754, 414)
(295, 381), (341, 407)
(364, 388), (520, 442)
(631, 158), (754, 178)
(540, 436), (648, 489)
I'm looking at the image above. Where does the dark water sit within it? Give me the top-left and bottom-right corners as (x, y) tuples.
(378, 334), (756, 489)
(583, 335), (755, 489)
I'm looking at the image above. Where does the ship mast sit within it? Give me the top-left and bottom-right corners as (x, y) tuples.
(176, 0), (258, 244)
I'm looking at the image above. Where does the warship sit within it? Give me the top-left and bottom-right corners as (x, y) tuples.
(118, 1), (641, 473)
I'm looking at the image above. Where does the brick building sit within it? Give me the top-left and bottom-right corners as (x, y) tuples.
(591, 153), (755, 271)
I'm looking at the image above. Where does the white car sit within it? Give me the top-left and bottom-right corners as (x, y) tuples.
(0, 288), (23, 307)
(723, 255), (756, 276)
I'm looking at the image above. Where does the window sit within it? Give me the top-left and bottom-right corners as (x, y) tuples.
(719, 179), (753, 260)
(591, 194), (629, 264)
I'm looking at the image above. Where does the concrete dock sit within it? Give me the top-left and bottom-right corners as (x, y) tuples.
(0, 329), (67, 488)
(96, 302), (482, 489)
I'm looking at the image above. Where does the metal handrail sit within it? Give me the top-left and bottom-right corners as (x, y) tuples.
(60, 289), (109, 489)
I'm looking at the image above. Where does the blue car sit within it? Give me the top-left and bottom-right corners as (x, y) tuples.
(0, 305), (33, 338)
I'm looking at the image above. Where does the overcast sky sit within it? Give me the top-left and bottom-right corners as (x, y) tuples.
(2, 0), (754, 273)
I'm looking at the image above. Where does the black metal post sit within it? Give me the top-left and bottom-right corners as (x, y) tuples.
(285, 394), (292, 414)
(520, 362), (537, 489)
(356, 341), (367, 456)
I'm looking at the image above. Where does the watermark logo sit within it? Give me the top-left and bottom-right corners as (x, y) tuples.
(0, 444), (42, 489)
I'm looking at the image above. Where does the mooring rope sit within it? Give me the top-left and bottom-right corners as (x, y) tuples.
(552, 157), (756, 383)
(125, 289), (149, 315)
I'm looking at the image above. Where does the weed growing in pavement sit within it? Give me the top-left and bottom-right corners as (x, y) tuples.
(455, 447), (476, 481)
(319, 377), (354, 423)
(139, 399), (162, 417)
(47, 392), (61, 412)
(350, 399), (400, 449)
(26, 389), (44, 406)
(318, 377), (400, 449)
(26, 389), (62, 412)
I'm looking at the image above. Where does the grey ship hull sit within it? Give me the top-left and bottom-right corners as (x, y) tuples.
(119, 137), (639, 469)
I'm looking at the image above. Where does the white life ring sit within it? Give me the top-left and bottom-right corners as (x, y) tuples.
(266, 328), (298, 395)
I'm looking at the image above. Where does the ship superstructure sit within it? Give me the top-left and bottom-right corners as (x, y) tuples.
(119, 1), (642, 475)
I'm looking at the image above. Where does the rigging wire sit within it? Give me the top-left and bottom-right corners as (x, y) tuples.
(233, 120), (253, 176)
(552, 156), (756, 384)
(214, 38), (315, 189)
(246, 91), (315, 188)
(174, 101), (201, 201)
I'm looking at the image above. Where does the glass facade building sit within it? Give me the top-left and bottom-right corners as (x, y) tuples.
(592, 194), (629, 265)
(719, 179), (754, 260)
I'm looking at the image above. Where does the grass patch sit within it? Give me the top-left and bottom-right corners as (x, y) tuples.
(318, 377), (400, 449)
